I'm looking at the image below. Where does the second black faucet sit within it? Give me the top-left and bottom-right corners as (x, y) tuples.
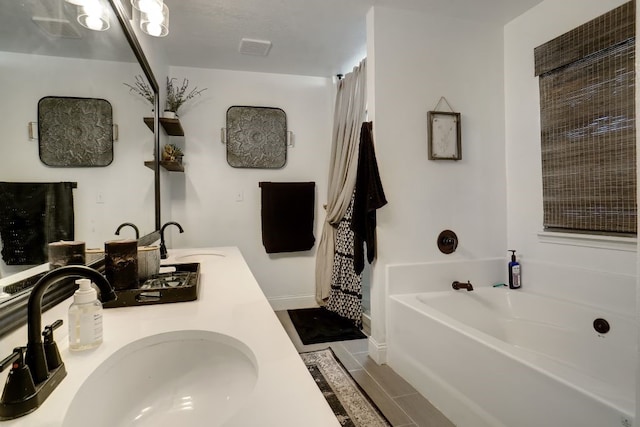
(160, 221), (184, 259)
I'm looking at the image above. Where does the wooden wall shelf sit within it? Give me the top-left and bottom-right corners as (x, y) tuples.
(143, 117), (185, 136)
(144, 160), (184, 172)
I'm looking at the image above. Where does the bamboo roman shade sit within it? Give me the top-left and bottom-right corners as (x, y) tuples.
(534, 1), (636, 235)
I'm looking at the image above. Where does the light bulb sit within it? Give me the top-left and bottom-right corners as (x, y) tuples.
(146, 22), (162, 37)
(85, 15), (103, 30)
(77, 1), (110, 31)
(146, 8), (164, 23)
(138, 0), (162, 14)
(82, 1), (103, 17)
(139, 2), (168, 37)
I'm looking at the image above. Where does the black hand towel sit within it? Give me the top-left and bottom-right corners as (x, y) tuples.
(260, 182), (315, 254)
(351, 122), (387, 274)
(0, 182), (75, 265)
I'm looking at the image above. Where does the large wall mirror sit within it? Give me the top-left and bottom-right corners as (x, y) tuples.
(0, 0), (160, 335)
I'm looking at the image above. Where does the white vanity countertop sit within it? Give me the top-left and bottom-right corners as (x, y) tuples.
(1, 247), (339, 426)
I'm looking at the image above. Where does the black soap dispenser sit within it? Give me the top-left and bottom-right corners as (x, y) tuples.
(508, 250), (521, 289)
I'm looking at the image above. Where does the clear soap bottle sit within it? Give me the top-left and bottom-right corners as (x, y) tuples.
(68, 278), (103, 351)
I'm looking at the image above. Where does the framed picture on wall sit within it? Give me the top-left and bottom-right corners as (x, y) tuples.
(427, 111), (461, 160)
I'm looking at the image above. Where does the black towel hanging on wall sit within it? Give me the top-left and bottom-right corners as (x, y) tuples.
(0, 182), (75, 265)
(259, 182), (315, 254)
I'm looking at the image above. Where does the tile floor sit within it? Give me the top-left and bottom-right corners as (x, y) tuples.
(275, 311), (456, 427)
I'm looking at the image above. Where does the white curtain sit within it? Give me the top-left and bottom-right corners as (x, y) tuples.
(315, 58), (367, 303)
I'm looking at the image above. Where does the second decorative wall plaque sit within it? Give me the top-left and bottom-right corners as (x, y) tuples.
(226, 106), (287, 168)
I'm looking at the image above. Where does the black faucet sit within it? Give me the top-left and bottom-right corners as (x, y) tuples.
(160, 221), (184, 259)
(452, 280), (474, 291)
(0, 266), (116, 420)
(115, 222), (140, 240)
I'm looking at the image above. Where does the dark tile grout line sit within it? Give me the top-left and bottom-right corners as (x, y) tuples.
(344, 352), (420, 426)
(392, 391), (421, 399)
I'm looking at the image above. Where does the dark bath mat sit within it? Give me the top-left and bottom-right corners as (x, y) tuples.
(288, 307), (366, 345)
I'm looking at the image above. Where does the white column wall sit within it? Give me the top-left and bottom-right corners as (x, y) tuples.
(366, 6), (508, 360)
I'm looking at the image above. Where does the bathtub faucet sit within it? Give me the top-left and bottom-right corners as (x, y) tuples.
(452, 280), (474, 291)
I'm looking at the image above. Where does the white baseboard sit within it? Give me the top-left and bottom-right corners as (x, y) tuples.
(268, 294), (318, 311)
(367, 336), (387, 365)
(362, 312), (371, 335)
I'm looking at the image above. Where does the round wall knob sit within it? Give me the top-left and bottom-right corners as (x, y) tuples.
(437, 230), (458, 254)
(593, 318), (610, 334)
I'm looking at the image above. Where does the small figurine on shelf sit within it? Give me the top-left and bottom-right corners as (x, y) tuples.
(162, 144), (184, 163)
(165, 77), (207, 118)
(123, 75), (154, 106)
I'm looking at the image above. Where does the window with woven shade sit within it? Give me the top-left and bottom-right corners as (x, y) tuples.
(534, 1), (636, 236)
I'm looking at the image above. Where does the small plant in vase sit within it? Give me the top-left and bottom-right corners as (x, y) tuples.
(164, 77), (207, 118)
(124, 75), (154, 106)
(162, 144), (184, 163)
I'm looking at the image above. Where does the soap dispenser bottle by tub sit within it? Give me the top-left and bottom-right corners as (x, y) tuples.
(68, 278), (103, 351)
(508, 250), (521, 289)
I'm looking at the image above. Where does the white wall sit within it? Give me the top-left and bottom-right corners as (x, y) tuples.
(366, 6), (508, 360)
(0, 52), (156, 277)
(161, 66), (333, 308)
(504, 0), (635, 277)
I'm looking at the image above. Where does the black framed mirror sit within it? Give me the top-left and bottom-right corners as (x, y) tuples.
(0, 0), (161, 337)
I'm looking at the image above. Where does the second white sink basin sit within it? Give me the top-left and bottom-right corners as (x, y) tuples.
(62, 330), (258, 427)
(175, 252), (226, 262)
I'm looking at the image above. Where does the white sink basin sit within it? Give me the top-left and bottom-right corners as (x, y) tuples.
(175, 252), (226, 262)
(62, 330), (258, 427)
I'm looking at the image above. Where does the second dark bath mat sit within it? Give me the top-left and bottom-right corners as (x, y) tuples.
(288, 307), (366, 345)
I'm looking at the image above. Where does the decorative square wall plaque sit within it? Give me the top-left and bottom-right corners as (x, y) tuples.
(38, 96), (114, 167)
(226, 106), (287, 168)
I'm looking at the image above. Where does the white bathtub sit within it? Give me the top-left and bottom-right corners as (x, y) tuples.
(387, 288), (635, 427)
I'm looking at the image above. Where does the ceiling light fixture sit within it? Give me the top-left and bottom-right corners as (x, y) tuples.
(139, 2), (169, 37)
(76, 0), (110, 31)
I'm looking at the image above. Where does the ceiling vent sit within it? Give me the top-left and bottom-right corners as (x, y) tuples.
(32, 17), (82, 38)
(239, 38), (272, 56)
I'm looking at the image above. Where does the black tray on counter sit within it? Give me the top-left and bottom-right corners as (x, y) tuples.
(103, 263), (200, 309)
